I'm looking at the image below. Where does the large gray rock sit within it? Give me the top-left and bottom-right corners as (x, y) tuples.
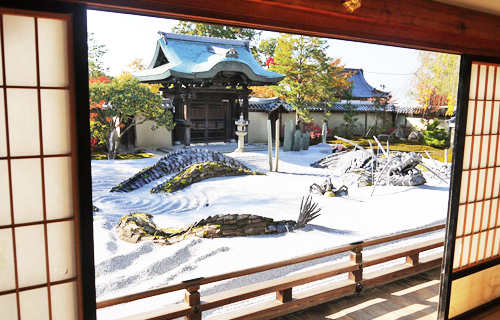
(322, 122), (328, 144)
(408, 131), (421, 141)
(293, 130), (302, 151)
(283, 119), (294, 151)
(390, 125), (407, 138)
(377, 134), (392, 141)
(301, 132), (310, 150)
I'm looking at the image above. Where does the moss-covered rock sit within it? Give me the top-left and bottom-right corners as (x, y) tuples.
(117, 212), (301, 246)
(151, 161), (264, 194)
(111, 149), (251, 193)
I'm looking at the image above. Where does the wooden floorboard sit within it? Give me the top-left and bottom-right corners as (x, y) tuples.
(273, 268), (441, 320)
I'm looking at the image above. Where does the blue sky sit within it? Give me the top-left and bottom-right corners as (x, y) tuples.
(87, 10), (424, 104)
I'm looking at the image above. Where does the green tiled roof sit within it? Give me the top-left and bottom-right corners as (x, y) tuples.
(133, 32), (285, 85)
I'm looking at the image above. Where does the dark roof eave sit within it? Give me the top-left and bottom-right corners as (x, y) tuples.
(135, 61), (284, 84)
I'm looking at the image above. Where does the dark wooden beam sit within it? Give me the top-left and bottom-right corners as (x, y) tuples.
(63, 0), (500, 57)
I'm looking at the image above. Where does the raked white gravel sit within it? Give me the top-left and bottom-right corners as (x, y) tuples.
(93, 144), (448, 319)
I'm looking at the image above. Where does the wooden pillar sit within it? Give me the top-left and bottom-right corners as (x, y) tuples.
(185, 285), (201, 320)
(243, 87), (249, 143)
(348, 246), (363, 283)
(224, 99), (231, 142)
(276, 288), (292, 303)
(406, 253), (419, 266)
(182, 93), (192, 147)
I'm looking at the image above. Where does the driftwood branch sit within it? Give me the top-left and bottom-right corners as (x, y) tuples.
(373, 136), (388, 158)
(298, 195), (321, 226)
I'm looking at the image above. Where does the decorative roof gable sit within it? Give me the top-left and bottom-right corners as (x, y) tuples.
(133, 32), (285, 86)
(344, 68), (390, 100)
(246, 97), (293, 113)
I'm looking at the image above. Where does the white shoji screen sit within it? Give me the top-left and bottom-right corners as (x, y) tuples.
(448, 61), (500, 318)
(0, 10), (80, 320)
(453, 62), (500, 270)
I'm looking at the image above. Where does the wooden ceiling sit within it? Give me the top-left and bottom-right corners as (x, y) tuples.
(69, 0), (500, 57)
(432, 0), (500, 16)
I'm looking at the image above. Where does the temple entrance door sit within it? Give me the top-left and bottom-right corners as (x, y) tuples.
(191, 101), (226, 143)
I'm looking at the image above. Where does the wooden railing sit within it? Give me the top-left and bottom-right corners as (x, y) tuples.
(97, 223), (446, 320)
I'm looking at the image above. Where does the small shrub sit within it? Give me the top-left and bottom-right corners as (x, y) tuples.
(423, 119), (450, 149)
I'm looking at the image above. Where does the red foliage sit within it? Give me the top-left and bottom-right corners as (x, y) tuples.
(90, 100), (106, 110)
(89, 75), (110, 84)
(383, 125), (414, 136)
(266, 57), (277, 66)
(304, 122), (332, 139)
(383, 127), (397, 134)
(90, 137), (99, 151)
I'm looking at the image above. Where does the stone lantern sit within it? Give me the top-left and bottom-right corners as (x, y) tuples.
(234, 114), (249, 152)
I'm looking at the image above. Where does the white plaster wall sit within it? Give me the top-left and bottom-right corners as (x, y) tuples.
(394, 114), (408, 126)
(248, 112), (269, 143)
(135, 117), (173, 148)
(282, 112), (296, 127)
(309, 112), (367, 135)
(406, 117), (450, 131)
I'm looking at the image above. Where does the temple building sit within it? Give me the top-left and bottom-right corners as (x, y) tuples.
(132, 40), (447, 148)
(306, 68), (451, 136)
(133, 32), (285, 146)
(307, 68), (395, 135)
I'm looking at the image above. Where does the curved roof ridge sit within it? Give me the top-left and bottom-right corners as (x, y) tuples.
(158, 31), (249, 48)
(343, 68), (390, 99)
(135, 33), (284, 85)
(354, 69), (376, 92)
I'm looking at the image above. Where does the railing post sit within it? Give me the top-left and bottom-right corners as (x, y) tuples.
(406, 253), (419, 266)
(348, 243), (363, 292)
(276, 288), (293, 303)
(185, 285), (201, 320)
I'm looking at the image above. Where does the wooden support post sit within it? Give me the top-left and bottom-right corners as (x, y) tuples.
(348, 246), (363, 283)
(406, 253), (419, 266)
(276, 288), (292, 303)
(182, 93), (192, 147)
(267, 120), (273, 171)
(243, 88), (249, 143)
(275, 119), (280, 172)
(185, 285), (201, 320)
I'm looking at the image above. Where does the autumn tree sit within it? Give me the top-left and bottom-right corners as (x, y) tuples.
(89, 74), (174, 159)
(409, 52), (460, 119)
(124, 57), (163, 94)
(269, 34), (353, 126)
(256, 37), (278, 66)
(369, 93), (394, 136)
(88, 32), (109, 79)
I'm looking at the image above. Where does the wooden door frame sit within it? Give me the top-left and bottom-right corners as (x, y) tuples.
(71, 0), (500, 57)
(206, 101), (227, 144)
(3, 1), (500, 320)
(0, 1), (96, 320)
(438, 54), (500, 320)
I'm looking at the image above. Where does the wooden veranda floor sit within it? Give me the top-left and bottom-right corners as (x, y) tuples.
(274, 268), (442, 320)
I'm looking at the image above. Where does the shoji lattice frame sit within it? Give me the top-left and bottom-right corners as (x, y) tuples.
(0, 2), (95, 320)
(439, 55), (500, 320)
